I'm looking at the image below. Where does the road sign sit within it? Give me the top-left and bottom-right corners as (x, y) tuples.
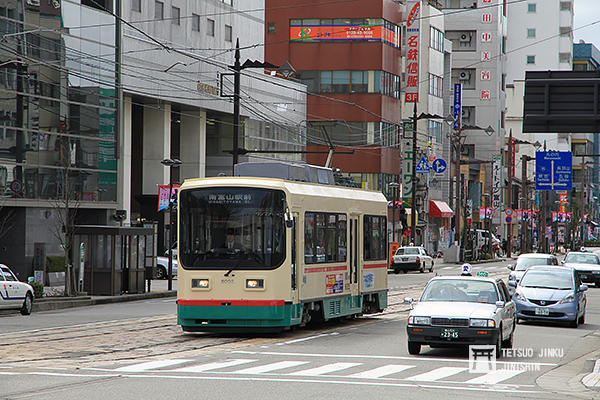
(432, 158), (447, 174)
(415, 156), (430, 173)
(505, 208), (513, 216)
(536, 151), (572, 191)
(505, 216), (512, 224)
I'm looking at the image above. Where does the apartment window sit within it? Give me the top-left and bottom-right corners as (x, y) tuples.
(192, 14), (200, 31)
(527, 55), (536, 64)
(225, 25), (232, 42)
(430, 26), (444, 52)
(527, 28), (536, 38)
(429, 73), (443, 97)
(428, 120), (442, 142)
(132, 0), (141, 12)
(560, 1), (572, 11)
(462, 106), (475, 125)
(154, 1), (163, 20)
(207, 19), (215, 36)
(560, 26), (572, 37)
(171, 6), (180, 25)
(559, 52), (571, 63)
(267, 23), (275, 34)
(221, 0), (233, 5)
(527, 3), (536, 12)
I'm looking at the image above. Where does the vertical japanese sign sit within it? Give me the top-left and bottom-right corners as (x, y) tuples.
(402, 138), (413, 205)
(405, 1), (421, 103)
(453, 83), (462, 129)
(492, 155), (502, 209)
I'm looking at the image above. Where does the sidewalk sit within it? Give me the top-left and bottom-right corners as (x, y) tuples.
(29, 279), (177, 314)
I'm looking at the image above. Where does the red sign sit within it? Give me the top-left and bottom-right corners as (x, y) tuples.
(290, 25), (399, 47)
(404, 2), (421, 103)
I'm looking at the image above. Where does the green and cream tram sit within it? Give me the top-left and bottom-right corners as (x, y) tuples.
(177, 167), (388, 332)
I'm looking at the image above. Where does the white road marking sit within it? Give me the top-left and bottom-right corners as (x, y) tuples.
(114, 359), (192, 372)
(289, 362), (362, 376)
(442, 266), (454, 270)
(275, 332), (339, 346)
(405, 367), (468, 381)
(348, 364), (415, 379)
(464, 369), (525, 384)
(581, 360), (600, 387)
(235, 361), (309, 374)
(173, 359), (256, 373)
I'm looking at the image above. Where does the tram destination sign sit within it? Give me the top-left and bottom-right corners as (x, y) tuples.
(535, 151), (572, 191)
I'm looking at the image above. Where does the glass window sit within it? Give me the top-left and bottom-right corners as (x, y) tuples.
(560, 26), (572, 37)
(132, 0), (141, 12)
(559, 52), (571, 63)
(320, 71), (332, 92)
(351, 71), (367, 93)
(526, 55), (536, 64)
(267, 23), (275, 34)
(527, 28), (536, 38)
(430, 26), (444, 52)
(560, 1), (572, 11)
(155, 1), (164, 20)
(332, 71), (350, 93)
(364, 215), (386, 261)
(192, 14), (200, 31)
(207, 19), (215, 36)
(171, 6), (180, 25)
(300, 71), (318, 93)
(527, 3), (536, 12)
(429, 73), (443, 97)
(225, 25), (232, 42)
(304, 212), (347, 264)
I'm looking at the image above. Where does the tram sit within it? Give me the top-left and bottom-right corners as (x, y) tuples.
(176, 163), (388, 332)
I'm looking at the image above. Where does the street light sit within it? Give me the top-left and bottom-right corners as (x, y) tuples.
(222, 39), (294, 172)
(445, 113), (494, 261)
(389, 182), (400, 243)
(161, 158), (182, 291)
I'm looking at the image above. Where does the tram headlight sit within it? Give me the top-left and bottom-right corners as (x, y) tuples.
(246, 279), (264, 289)
(192, 279), (210, 289)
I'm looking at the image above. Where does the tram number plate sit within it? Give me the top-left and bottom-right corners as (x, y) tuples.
(535, 308), (549, 316)
(440, 328), (459, 339)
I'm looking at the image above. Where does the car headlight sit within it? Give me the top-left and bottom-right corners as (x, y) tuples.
(560, 292), (575, 304)
(470, 319), (496, 328)
(246, 279), (264, 289)
(191, 279), (209, 289)
(514, 291), (527, 302)
(408, 316), (431, 325)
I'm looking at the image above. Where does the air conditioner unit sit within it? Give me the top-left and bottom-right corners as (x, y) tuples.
(459, 71), (471, 80)
(459, 33), (471, 42)
(462, 108), (471, 119)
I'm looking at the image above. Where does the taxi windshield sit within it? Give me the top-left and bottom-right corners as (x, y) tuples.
(515, 257), (552, 271)
(420, 279), (498, 303)
(564, 253), (599, 264)
(396, 248), (419, 255)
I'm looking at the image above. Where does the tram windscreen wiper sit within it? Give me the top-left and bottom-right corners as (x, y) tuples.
(223, 249), (265, 276)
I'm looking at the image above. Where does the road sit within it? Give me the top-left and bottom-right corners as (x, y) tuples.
(2, 258), (600, 399)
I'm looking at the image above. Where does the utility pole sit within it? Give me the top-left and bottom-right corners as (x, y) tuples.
(540, 141), (547, 253)
(506, 129), (513, 258)
(410, 102), (418, 245)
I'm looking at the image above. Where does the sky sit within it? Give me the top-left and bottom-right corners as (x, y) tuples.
(573, 0), (600, 46)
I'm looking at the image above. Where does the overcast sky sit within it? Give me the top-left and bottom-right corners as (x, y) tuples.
(573, 0), (600, 46)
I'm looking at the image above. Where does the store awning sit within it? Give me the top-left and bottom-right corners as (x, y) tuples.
(430, 200), (453, 218)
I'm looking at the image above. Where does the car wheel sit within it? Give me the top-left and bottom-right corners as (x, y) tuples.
(579, 311), (585, 325)
(402, 270), (408, 274)
(20, 292), (33, 316)
(156, 265), (167, 280)
(419, 263), (425, 273)
(569, 315), (579, 328)
(394, 268), (400, 274)
(408, 342), (421, 355)
(495, 331), (502, 357)
(501, 326), (514, 349)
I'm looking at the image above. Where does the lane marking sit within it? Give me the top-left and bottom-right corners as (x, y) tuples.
(275, 332), (339, 346)
(348, 364), (415, 379)
(464, 369), (525, 384)
(173, 359), (256, 373)
(405, 366), (468, 381)
(289, 362), (362, 376)
(235, 361), (309, 374)
(114, 359), (192, 372)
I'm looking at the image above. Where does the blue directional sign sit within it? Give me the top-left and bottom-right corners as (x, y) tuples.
(535, 151), (572, 191)
(415, 156), (431, 173)
(432, 158), (447, 174)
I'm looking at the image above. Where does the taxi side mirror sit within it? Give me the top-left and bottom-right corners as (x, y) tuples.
(404, 297), (414, 310)
(508, 280), (517, 288)
(495, 301), (505, 308)
(507, 264), (514, 271)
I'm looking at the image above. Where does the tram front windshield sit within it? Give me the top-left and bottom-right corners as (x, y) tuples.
(179, 187), (286, 270)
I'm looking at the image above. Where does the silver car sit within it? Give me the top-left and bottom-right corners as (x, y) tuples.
(0, 264), (34, 315)
(156, 256), (178, 280)
(391, 246), (434, 274)
(508, 253), (559, 284)
(562, 251), (600, 287)
(406, 275), (516, 355)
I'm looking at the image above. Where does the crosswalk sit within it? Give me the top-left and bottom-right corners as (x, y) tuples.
(108, 357), (531, 386)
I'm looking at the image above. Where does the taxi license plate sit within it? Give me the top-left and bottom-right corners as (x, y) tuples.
(535, 308), (549, 316)
(402, 257), (408, 262)
(440, 328), (459, 339)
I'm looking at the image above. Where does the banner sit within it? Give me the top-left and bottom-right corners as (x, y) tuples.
(404, 1), (421, 102)
(158, 184), (181, 211)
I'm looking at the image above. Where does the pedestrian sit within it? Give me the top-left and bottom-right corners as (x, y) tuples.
(502, 238), (507, 256)
(511, 236), (518, 254)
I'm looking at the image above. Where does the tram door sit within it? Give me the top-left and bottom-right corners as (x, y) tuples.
(349, 216), (359, 300)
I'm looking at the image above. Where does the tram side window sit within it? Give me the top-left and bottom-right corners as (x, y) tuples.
(364, 215), (387, 261)
(305, 212), (347, 264)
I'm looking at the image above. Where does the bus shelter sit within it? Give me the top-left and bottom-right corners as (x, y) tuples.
(72, 225), (157, 295)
